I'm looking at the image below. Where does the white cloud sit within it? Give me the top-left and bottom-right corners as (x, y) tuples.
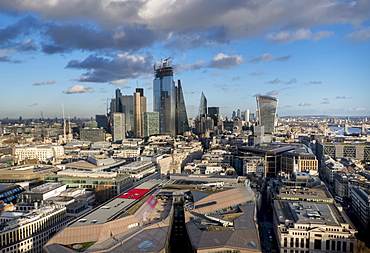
(64, 85), (93, 94)
(266, 29), (333, 43)
(109, 79), (127, 85)
(209, 53), (244, 69)
(33, 80), (56, 85)
(345, 27), (370, 41)
(298, 102), (311, 106)
(250, 53), (290, 63)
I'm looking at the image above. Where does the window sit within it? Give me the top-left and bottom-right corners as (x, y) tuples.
(314, 239), (321, 250)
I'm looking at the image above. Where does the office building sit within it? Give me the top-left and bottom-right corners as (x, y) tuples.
(112, 112), (125, 142)
(133, 88), (147, 137)
(79, 127), (105, 142)
(281, 151), (318, 175)
(273, 200), (357, 253)
(351, 187), (370, 229)
(95, 114), (108, 129)
(18, 182), (66, 204)
(153, 59), (176, 136)
(153, 59), (190, 136)
(83, 121), (98, 128)
(198, 92), (207, 117)
(316, 142), (370, 162)
(14, 145), (64, 163)
(0, 204), (69, 253)
(239, 144), (300, 178)
(175, 80), (190, 135)
(256, 95), (278, 134)
(143, 112), (159, 137)
(114, 88), (133, 134)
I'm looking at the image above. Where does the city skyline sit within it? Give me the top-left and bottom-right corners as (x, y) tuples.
(1, 1), (369, 119)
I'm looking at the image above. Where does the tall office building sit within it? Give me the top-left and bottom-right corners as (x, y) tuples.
(96, 114), (108, 129)
(208, 107), (220, 126)
(256, 95), (278, 134)
(244, 109), (250, 122)
(133, 88), (146, 137)
(112, 113), (125, 142)
(143, 112), (159, 137)
(114, 88), (133, 135)
(153, 59), (190, 136)
(153, 59), (176, 136)
(198, 92), (207, 117)
(175, 80), (190, 135)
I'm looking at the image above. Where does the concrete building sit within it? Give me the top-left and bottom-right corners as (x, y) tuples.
(79, 127), (105, 142)
(281, 151), (318, 175)
(133, 88), (146, 137)
(44, 170), (133, 203)
(239, 144), (298, 178)
(112, 112), (125, 142)
(322, 156), (344, 183)
(14, 145), (64, 163)
(273, 200), (357, 253)
(0, 165), (60, 184)
(0, 204), (69, 253)
(18, 182), (66, 204)
(316, 142), (370, 162)
(112, 161), (157, 180)
(351, 187), (370, 229)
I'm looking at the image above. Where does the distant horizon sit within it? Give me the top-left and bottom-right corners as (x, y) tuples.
(1, 114), (369, 121)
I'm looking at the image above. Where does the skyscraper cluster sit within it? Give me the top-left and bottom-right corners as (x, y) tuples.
(109, 58), (189, 141)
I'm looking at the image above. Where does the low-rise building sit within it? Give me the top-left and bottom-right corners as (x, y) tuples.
(112, 161), (157, 180)
(273, 200), (357, 253)
(18, 182), (66, 204)
(0, 204), (69, 253)
(14, 145), (64, 162)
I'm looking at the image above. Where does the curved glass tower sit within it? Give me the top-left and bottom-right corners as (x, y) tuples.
(256, 95), (278, 134)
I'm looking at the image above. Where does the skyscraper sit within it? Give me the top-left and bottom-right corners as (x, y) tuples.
(175, 80), (190, 135)
(113, 88), (133, 135)
(133, 88), (146, 137)
(256, 95), (278, 134)
(198, 92), (207, 117)
(112, 113), (125, 142)
(153, 58), (176, 136)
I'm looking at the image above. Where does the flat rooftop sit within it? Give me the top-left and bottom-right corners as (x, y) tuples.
(69, 181), (158, 227)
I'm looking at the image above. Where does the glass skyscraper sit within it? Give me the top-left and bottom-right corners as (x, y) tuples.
(176, 80), (190, 135)
(198, 92), (207, 117)
(153, 59), (176, 135)
(256, 95), (278, 134)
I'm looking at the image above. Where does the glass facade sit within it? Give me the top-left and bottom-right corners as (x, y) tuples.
(256, 95), (278, 134)
(153, 61), (176, 135)
(143, 112), (159, 137)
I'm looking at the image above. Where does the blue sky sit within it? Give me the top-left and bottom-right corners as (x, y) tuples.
(0, 0), (369, 119)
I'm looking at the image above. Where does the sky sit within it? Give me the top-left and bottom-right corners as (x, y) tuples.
(0, 0), (370, 119)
